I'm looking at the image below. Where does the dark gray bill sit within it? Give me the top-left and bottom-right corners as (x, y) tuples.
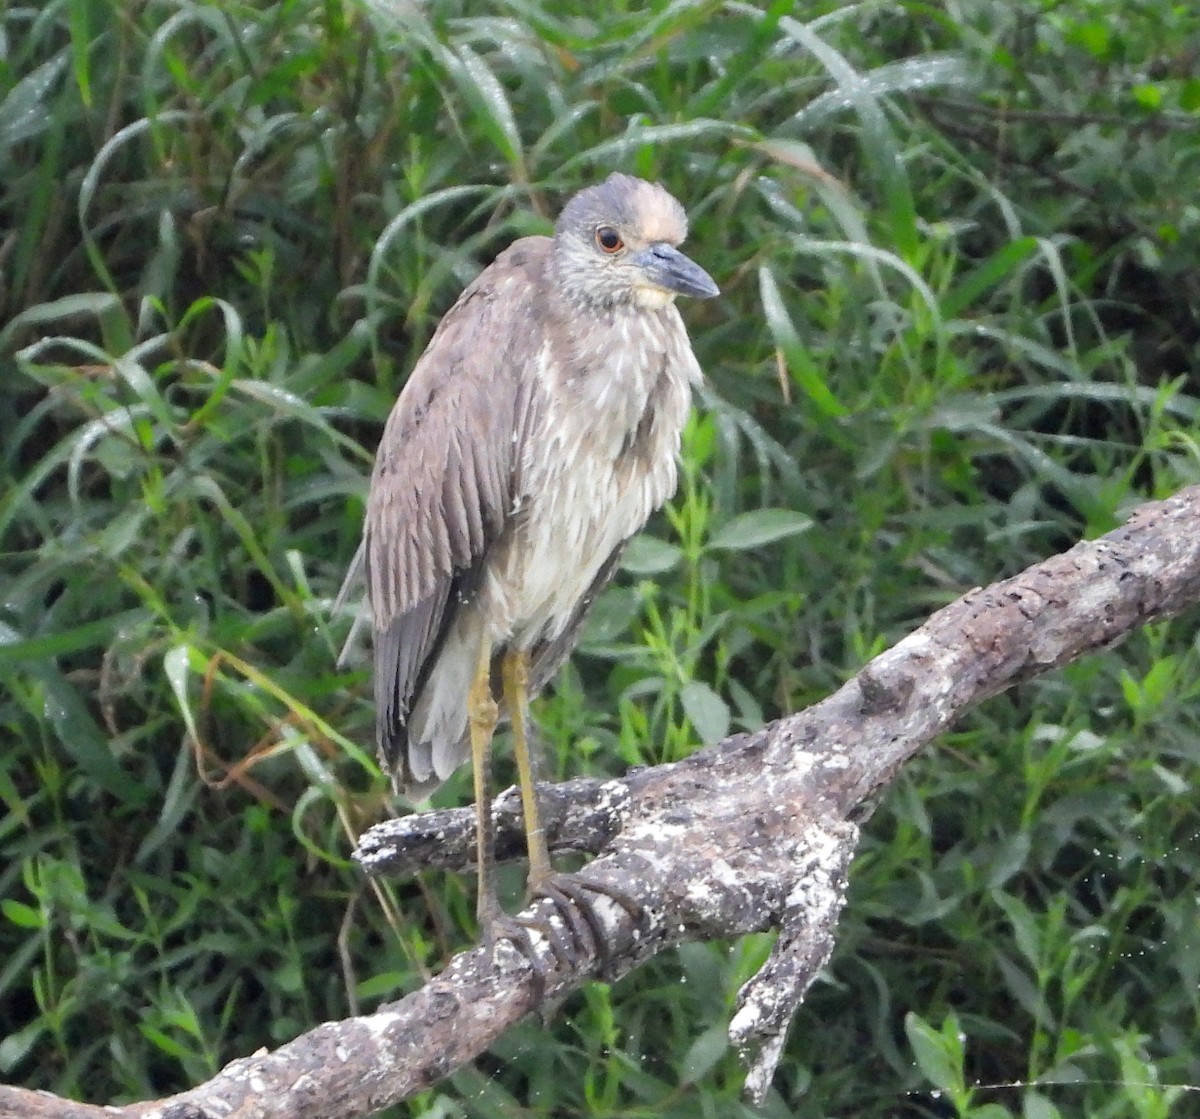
(634, 243), (720, 299)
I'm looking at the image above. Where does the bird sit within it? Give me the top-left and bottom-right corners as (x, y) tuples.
(346, 172), (718, 950)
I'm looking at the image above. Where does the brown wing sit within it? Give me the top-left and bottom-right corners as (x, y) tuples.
(364, 235), (551, 779)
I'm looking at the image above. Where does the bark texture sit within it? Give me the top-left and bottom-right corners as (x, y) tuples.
(4, 485), (1198, 1119)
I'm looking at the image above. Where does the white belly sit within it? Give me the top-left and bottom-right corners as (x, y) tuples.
(486, 309), (696, 647)
(488, 449), (671, 647)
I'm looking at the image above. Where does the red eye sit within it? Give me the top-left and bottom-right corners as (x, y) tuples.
(595, 226), (624, 253)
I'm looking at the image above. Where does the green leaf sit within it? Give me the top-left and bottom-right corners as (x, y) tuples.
(0, 52), (68, 148)
(560, 120), (754, 175)
(783, 16), (919, 258)
(1069, 21), (1111, 59)
(680, 681), (730, 744)
(0, 1020), (44, 1073)
(0, 292), (121, 352)
(621, 535), (683, 575)
(1, 899), (43, 930)
(164, 644), (202, 750)
(707, 508), (812, 551)
(939, 237), (1038, 320)
(1024, 1091), (1065, 1119)
(903, 1011), (961, 1096)
(366, 184), (496, 303)
(0, 759), (28, 826)
(446, 44), (524, 170)
(1138, 656), (1179, 709)
(0, 613), (138, 667)
(28, 664), (146, 806)
(758, 266), (848, 419)
(68, 0), (93, 107)
(139, 1025), (191, 1060)
(355, 971), (407, 1001)
(1132, 83), (1163, 110)
(995, 891), (1043, 969)
(680, 1024), (728, 1085)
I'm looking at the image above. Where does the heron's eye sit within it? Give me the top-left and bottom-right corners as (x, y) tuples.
(595, 226), (624, 254)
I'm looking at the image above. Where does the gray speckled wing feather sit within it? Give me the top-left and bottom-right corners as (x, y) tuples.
(364, 236), (552, 783)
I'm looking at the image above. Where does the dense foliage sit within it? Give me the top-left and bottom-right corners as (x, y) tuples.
(2, 1), (1198, 1116)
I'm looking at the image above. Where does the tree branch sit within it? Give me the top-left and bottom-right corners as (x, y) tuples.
(5, 485), (1199, 1119)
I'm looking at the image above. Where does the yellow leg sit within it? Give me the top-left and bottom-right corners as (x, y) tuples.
(502, 649), (553, 889)
(468, 635), (500, 926)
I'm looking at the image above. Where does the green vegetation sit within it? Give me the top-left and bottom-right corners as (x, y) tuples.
(2, 0), (1198, 1115)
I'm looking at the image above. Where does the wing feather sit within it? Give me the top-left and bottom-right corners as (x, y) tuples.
(363, 236), (553, 780)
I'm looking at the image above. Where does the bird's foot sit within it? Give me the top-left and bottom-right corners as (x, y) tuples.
(479, 875), (643, 992)
(526, 873), (643, 980)
(480, 911), (538, 966)
(479, 908), (566, 1006)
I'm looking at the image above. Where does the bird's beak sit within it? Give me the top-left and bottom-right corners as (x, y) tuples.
(633, 243), (720, 300)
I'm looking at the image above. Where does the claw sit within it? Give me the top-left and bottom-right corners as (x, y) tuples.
(527, 873), (644, 979)
(482, 914), (548, 997)
(480, 873), (644, 999)
(534, 878), (599, 960)
(563, 877), (643, 926)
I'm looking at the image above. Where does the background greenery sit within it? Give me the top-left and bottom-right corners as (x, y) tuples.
(2, 0), (1199, 1115)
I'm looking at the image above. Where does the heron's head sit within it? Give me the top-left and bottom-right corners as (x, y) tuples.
(552, 173), (719, 312)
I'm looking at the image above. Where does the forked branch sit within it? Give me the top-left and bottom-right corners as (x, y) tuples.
(4, 485), (1199, 1119)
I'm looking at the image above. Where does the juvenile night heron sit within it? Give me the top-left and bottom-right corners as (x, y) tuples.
(347, 172), (718, 945)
